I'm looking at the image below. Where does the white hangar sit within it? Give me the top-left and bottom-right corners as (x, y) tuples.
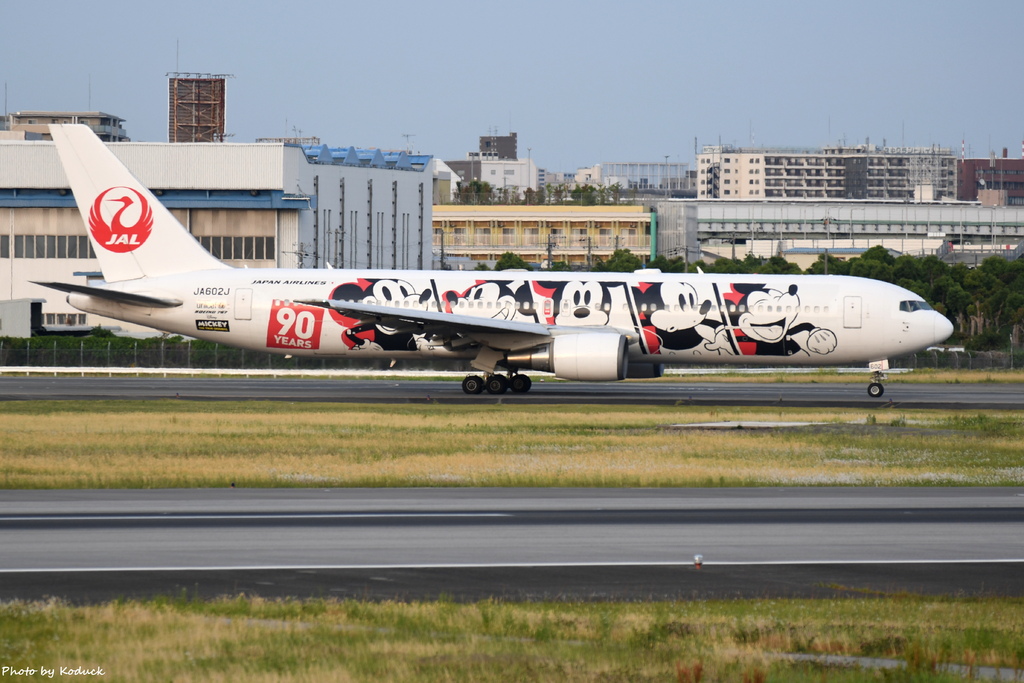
(0, 135), (433, 334)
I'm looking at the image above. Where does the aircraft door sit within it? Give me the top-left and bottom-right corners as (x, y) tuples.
(843, 296), (862, 329)
(235, 288), (253, 320)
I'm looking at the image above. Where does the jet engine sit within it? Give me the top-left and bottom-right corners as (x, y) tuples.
(506, 333), (628, 381)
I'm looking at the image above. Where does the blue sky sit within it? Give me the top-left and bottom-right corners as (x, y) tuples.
(4, 0), (1022, 171)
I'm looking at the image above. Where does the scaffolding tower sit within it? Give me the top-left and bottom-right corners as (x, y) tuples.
(167, 73), (232, 142)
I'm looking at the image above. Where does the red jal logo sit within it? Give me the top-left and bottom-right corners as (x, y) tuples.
(88, 186), (154, 253)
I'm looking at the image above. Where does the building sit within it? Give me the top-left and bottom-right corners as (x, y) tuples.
(3, 111), (129, 141)
(432, 205), (652, 269)
(0, 135), (432, 334)
(652, 199), (1024, 267)
(445, 132), (539, 198)
(167, 73), (230, 143)
(697, 144), (956, 201)
(446, 157), (539, 198)
(958, 149), (1024, 206)
(574, 162), (693, 198)
(478, 132), (517, 160)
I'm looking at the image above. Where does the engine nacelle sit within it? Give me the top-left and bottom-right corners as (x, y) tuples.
(506, 333), (628, 381)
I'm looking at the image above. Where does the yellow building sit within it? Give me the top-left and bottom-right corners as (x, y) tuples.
(433, 205), (652, 269)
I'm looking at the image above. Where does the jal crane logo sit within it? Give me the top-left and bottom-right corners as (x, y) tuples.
(88, 186), (154, 253)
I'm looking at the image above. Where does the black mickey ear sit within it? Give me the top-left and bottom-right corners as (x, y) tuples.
(788, 284), (798, 296)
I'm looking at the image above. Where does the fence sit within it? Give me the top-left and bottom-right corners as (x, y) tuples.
(0, 339), (470, 373)
(0, 339), (1017, 373)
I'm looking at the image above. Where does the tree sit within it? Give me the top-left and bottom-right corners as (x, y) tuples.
(804, 253), (850, 276)
(648, 254), (688, 273)
(608, 183), (623, 205)
(494, 251), (532, 271)
(756, 255), (802, 275)
(457, 179), (493, 205)
(570, 184), (598, 206)
(594, 249), (642, 272)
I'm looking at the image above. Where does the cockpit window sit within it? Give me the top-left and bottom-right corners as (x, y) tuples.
(899, 300), (933, 313)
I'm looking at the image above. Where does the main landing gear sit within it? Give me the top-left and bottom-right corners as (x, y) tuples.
(461, 372), (533, 395)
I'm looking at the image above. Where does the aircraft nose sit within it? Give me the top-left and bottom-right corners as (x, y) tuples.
(934, 313), (954, 344)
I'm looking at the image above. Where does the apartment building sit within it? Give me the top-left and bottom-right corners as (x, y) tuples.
(433, 205), (652, 269)
(698, 144), (956, 201)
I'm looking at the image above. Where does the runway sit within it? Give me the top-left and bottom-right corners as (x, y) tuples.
(1, 375), (1022, 408)
(2, 376), (1022, 602)
(2, 488), (1022, 602)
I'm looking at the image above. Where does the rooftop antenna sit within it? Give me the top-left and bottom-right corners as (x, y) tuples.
(401, 133), (415, 152)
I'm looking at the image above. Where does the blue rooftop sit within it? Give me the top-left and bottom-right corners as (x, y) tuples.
(301, 144), (431, 172)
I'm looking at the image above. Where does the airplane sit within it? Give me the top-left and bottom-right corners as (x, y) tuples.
(38, 124), (953, 398)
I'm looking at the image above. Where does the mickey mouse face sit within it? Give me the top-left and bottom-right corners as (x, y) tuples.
(370, 279), (422, 306)
(557, 281), (609, 325)
(463, 282), (520, 318)
(737, 285), (801, 343)
(649, 282), (709, 332)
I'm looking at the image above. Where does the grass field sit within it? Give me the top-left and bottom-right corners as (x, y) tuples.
(0, 400), (1022, 489)
(3, 595), (1023, 682)
(3, 380), (1022, 681)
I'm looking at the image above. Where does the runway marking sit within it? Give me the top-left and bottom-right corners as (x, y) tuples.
(0, 513), (510, 522)
(3, 559), (1024, 573)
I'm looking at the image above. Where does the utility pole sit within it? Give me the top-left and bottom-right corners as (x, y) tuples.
(312, 176), (319, 268)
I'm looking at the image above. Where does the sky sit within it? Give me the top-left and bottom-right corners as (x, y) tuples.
(4, 0), (1023, 172)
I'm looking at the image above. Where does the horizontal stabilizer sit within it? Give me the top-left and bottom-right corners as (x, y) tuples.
(33, 282), (182, 309)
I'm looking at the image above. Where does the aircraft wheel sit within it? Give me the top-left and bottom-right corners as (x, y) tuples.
(509, 374), (532, 393)
(867, 382), (885, 398)
(462, 375), (485, 394)
(485, 375), (509, 395)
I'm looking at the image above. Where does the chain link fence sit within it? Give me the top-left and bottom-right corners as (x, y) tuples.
(0, 339), (1017, 373)
(0, 339), (471, 373)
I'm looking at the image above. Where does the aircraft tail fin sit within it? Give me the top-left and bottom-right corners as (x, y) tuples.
(50, 124), (229, 282)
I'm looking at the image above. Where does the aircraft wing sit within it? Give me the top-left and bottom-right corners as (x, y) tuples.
(296, 298), (637, 351)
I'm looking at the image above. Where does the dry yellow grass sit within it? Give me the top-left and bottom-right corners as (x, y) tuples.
(4, 596), (1024, 681)
(1, 402), (1021, 488)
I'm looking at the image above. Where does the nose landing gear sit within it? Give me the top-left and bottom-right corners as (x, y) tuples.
(867, 368), (888, 398)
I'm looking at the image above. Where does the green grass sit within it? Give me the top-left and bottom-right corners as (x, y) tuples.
(2, 595), (1022, 682)
(1, 402), (1022, 488)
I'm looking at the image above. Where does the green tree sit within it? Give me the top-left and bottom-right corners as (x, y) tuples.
(570, 184), (598, 206)
(648, 255), (688, 273)
(804, 253), (850, 276)
(494, 251), (532, 271)
(756, 255), (802, 275)
(594, 249), (643, 272)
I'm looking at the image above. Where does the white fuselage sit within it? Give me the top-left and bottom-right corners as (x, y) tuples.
(68, 268), (951, 368)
